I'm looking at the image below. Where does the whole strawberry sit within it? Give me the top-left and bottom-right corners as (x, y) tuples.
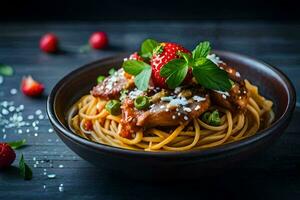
(40, 33), (59, 53)
(0, 143), (16, 169)
(151, 42), (191, 88)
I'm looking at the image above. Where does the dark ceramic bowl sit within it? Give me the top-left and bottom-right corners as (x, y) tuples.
(47, 51), (296, 179)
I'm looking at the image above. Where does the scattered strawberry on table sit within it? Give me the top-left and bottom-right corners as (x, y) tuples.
(40, 33), (59, 53)
(0, 143), (16, 169)
(21, 76), (44, 97)
(89, 32), (108, 49)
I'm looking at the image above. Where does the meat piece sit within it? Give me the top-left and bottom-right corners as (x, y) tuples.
(91, 69), (134, 100)
(136, 94), (210, 127)
(219, 63), (243, 83)
(120, 99), (142, 138)
(119, 87), (211, 138)
(210, 63), (249, 112)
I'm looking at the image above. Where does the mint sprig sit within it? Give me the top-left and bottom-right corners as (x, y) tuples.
(140, 39), (159, 59)
(122, 60), (151, 91)
(19, 154), (33, 180)
(160, 41), (231, 91)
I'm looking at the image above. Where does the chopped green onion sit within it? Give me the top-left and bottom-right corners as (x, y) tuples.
(202, 110), (221, 126)
(105, 100), (121, 115)
(97, 75), (105, 83)
(108, 68), (116, 75)
(134, 96), (150, 110)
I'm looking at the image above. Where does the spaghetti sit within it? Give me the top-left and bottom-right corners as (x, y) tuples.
(67, 80), (273, 151)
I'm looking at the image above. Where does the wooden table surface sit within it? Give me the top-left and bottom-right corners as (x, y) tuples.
(0, 22), (300, 200)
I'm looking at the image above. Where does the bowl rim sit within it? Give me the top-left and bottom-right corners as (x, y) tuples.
(46, 50), (296, 158)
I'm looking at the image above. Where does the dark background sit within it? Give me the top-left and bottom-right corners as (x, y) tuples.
(1, 0), (299, 21)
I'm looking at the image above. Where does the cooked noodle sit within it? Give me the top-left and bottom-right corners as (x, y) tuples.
(67, 80), (274, 151)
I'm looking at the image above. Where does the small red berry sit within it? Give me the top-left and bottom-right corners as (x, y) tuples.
(129, 52), (143, 61)
(21, 76), (44, 97)
(0, 143), (16, 169)
(89, 32), (108, 49)
(40, 33), (59, 53)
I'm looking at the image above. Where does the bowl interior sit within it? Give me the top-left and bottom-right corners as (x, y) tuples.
(51, 51), (294, 150)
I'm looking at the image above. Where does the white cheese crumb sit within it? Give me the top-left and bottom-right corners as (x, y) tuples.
(207, 54), (223, 65)
(174, 87), (182, 94)
(169, 97), (188, 106)
(128, 89), (144, 99)
(213, 90), (230, 96)
(184, 116), (189, 121)
(193, 96), (206, 102)
(183, 107), (192, 112)
(195, 105), (201, 111)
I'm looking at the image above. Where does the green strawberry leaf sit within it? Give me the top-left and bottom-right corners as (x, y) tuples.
(123, 60), (152, 91)
(177, 52), (193, 65)
(0, 64), (14, 76)
(19, 154), (33, 180)
(7, 139), (26, 149)
(160, 59), (189, 89)
(192, 58), (231, 91)
(140, 39), (159, 59)
(192, 41), (211, 60)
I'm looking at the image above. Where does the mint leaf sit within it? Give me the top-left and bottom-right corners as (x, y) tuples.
(123, 60), (150, 75)
(123, 60), (152, 91)
(134, 67), (152, 91)
(140, 39), (158, 59)
(160, 59), (188, 89)
(108, 68), (116, 75)
(192, 41), (211, 60)
(192, 58), (231, 91)
(19, 154), (32, 180)
(0, 64), (13, 76)
(8, 139), (26, 149)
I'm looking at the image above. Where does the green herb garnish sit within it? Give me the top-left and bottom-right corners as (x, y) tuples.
(202, 110), (221, 126)
(108, 68), (116, 76)
(160, 41), (231, 91)
(0, 64), (14, 76)
(134, 96), (150, 110)
(140, 39), (159, 59)
(122, 60), (151, 91)
(105, 100), (121, 115)
(8, 139), (26, 149)
(97, 75), (105, 83)
(19, 154), (32, 180)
